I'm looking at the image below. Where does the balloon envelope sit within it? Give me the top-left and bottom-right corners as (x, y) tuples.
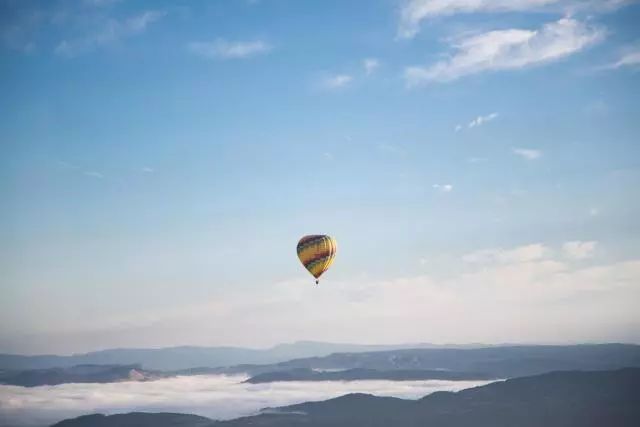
(296, 235), (337, 282)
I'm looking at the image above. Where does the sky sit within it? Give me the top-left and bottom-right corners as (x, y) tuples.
(1, 0), (639, 355)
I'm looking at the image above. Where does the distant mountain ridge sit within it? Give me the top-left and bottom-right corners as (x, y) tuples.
(52, 413), (212, 427)
(0, 341), (461, 371)
(3, 344), (640, 387)
(51, 368), (640, 427)
(214, 343), (640, 378)
(0, 364), (158, 387)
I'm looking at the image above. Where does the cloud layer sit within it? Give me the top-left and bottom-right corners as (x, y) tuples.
(4, 240), (638, 355)
(0, 376), (490, 427)
(563, 241), (597, 260)
(512, 147), (542, 160)
(187, 39), (272, 60)
(55, 10), (166, 57)
(404, 18), (604, 85)
(323, 74), (353, 89)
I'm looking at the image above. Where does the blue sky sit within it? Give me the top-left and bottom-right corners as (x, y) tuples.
(1, 0), (639, 354)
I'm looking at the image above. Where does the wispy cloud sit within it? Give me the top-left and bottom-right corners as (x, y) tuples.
(55, 10), (166, 57)
(56, 160), (107, 179)
(433, 184), (453, 193)
(398, 0), (560, 38)
(363, 58), (380, 75)
(56, 160), (80, 170)
(463, 243), (549, 264)
(57, 161), (107, 180)
(467, 157), (488, 163)
(397, 0), (630, 39)
(601, 45), (640, 70)
(469, 112), (499, 128)
(187, 39), (272, 60)
(455, 113), (498, 132)
(141, 167), (154, 173)
(512, 147), (542, 160)
(322, 74), (353, 89)
(404, 18), (604, 85)
(83, 171), (105, 179)
(563, 241), (597, 260)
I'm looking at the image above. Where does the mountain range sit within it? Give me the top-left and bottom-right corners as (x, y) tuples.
(213, 343), (640, 378)
(0, 341), (464, 371)
(0, 364), (158, 387)
(3, 343), (639, 387)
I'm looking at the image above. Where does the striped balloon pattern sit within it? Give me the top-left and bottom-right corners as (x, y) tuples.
(296, 235), (337, 283)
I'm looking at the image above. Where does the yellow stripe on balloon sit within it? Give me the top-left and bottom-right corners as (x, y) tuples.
(297, 238), (331, 264)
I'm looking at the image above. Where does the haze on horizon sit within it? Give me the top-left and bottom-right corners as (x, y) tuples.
(1, 0), (639, 356)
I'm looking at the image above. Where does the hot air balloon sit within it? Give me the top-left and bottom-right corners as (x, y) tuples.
(296, 235), (337, 284)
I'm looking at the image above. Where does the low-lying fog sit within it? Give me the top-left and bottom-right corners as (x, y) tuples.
(0, 375), (494, 426)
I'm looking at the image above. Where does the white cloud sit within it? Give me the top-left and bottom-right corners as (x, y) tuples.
(512, 147), (542, 160)
(602, 46), (640, 70)
(455, 113), (498, 132)
(323, 74), (353, 89)
(563, 241), (597, 260)
(404, 18), (604, 85)
(56, 161), (80, 170)
(433, 184), (453, 193)
(363, 58), (380, 75)
(83, 171), (104, 179)
(463, 243), (549, 264)
(398, 0), (559, 38)
(55, 10), (166, 57)
(397, 0), (631, 39)
(469, 112), (499, 128)
(589, 207), (600, 217)
(141, 167), (154, 173)
(0, 375), (489, 427)
(467, 157), (488, 163)
(187, 39), (272, 60)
